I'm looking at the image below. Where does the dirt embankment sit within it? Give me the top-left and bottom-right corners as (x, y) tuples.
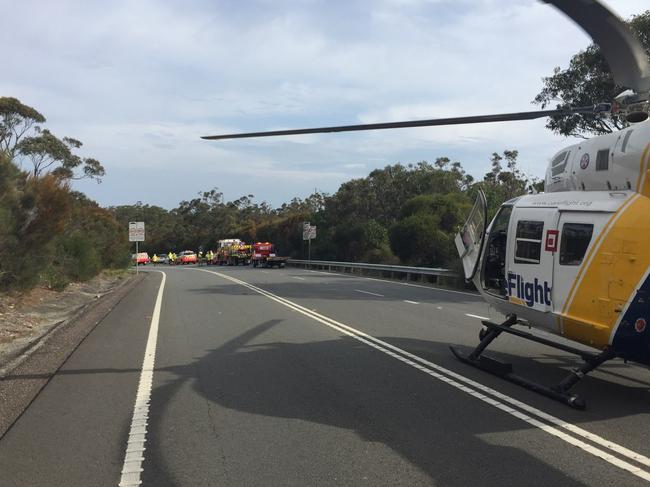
(0, 270), (132, 370)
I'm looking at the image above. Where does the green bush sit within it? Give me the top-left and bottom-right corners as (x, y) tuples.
(62, 232), (102, 281)
(0, 153), (129, 292)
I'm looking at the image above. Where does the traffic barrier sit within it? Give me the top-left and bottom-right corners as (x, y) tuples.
(287, 259), (463, 287)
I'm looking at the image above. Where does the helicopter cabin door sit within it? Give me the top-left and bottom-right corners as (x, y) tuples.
(455, 190), (487, 281)
(506, 207), (558, 315)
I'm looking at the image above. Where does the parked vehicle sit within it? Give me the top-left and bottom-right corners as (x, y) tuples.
(178, 250), (197, 265)
(132, 252), (150, 265)
(251, 242), (288, 268)
(213, 239), (251, 266)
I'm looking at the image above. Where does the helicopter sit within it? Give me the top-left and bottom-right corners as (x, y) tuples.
(201, 0), (650, 409)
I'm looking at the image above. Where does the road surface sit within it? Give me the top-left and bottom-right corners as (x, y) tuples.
(1, 265), (650, 486)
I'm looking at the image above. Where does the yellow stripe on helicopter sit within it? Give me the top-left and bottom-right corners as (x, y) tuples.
(563, 144), (650, 348)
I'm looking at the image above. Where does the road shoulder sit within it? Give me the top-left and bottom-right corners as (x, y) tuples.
(0, 272), (144, 439)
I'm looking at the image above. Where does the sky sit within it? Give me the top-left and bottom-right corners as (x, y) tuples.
(1, 0), (648, 209)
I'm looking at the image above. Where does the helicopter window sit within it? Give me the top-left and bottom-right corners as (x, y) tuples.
(551, 151), (569, 177)
(560, 223), (594, 265)
(514, 220), (543, 264)
(596, 149), (610, 171)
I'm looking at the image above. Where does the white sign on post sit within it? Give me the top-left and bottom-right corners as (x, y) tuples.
(302, 222), (311, 240)
(308, 226), (317, 239)
(129, 221), (145, 242)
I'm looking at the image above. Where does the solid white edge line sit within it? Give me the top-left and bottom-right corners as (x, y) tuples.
(118, 271), (166, 487)
(466, 313), (490, 320)
(190, 267), (650, 479)
(354, 289), (384, 297)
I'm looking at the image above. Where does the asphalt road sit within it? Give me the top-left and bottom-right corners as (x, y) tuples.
(2, 264), (650, 486)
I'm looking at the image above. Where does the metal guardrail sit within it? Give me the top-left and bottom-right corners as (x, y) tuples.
(287, 259), (459, 281)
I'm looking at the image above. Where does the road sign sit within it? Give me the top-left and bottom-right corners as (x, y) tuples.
(303, 224), (316, 240)
(129, 221), (145, 242)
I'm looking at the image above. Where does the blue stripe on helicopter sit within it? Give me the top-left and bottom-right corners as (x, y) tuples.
(612, 272), (650, 363)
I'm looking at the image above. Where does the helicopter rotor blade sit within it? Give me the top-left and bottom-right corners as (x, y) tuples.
(544, 0), (650, 93)
(201, 105), (600, 140)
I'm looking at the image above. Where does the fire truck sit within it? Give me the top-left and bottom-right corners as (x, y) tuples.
(213, 239), (252, 266)
(251, 242), (288, 268)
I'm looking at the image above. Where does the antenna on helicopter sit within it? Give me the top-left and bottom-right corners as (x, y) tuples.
(201, 0), (650, 140)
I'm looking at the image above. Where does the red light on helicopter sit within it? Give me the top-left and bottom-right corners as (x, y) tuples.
(545, 230), (559, 252)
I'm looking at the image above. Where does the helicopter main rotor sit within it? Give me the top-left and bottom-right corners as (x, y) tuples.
(201, 106), (608, 141)
(201, 0), (649, 141)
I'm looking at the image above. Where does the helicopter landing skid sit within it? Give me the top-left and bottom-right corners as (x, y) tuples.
(449, 314), (616, 410)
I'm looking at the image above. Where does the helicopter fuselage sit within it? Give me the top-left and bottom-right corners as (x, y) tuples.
(459, 119), (650, 365)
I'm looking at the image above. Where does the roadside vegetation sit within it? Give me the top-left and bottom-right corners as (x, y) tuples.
(0, 98), (129, 291)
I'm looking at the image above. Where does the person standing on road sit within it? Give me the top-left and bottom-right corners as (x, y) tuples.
(152, 254), (159, 266)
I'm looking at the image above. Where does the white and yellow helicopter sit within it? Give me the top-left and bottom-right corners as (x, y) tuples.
(202, 0), (650, 408)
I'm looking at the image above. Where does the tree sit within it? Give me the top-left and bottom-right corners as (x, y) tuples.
(17, 129), (105, 181)
(478, 150), (535, 218)
(0, 97), (46, 158)
(389, 213), (453, 267)
(533, 11), (650, 138)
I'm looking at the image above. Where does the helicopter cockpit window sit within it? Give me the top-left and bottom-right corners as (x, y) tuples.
(560, 223), (594, 265)
(514, 220), (543, 264)
(481, 206), (512, 297)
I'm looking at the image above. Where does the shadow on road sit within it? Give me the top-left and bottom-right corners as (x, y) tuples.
(136, 318), (650, 486)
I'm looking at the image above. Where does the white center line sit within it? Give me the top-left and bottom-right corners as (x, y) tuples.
(466, 313), (489, 320)
(354, 289), (384, 297)
(191, 267), (650, 482)
(404, 300), (420, 305)
(119, 271), (166, 487)
(291, 276), (306, 280)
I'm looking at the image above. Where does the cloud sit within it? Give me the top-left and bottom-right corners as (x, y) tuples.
(0, 0), (646, 208)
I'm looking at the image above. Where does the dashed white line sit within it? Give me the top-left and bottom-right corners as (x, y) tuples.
(465, 313), (490, 320)
(354, 289), (384, 297)
(291, 276), (306, 280)
(191, 267), (650, 482)
(403, 300), (420, 305)
(303, 268), (480, 297)
(118, 271), (166, 487)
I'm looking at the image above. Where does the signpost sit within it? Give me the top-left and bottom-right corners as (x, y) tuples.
(302, 222), (316, 263)
(129, 222), (145, 274)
